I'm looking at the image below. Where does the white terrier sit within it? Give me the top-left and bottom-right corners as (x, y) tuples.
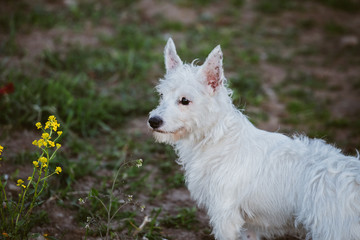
(148, 38), (360, 240)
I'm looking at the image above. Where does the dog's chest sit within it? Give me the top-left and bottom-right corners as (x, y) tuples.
(180, 150), (245, 208)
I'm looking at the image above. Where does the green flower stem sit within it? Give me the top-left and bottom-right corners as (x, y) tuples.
(15, 166), (36, 227)
(0, 180), (7, 225)
(26, 162), (45, 218)
(15, 186), (27, 230)
(40, 172), (58, 182)
(0, 180), (7, 202)
(38, 145), (59, 196)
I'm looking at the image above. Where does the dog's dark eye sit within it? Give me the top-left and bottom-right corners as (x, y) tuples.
(180, 97), (190, 105)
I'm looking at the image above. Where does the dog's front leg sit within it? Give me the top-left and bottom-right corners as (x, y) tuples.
(212, 221), (240, 240)
(210, 208), (245, 240)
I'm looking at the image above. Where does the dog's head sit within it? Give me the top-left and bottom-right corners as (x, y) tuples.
(148, 38), (230, 144)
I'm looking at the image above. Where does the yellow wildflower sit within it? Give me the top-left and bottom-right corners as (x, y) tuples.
(45, 115), (60, 131)
(39, 157), (47, 164)
(37, 139), (44, 148)
(17, 179), (24, 186)
(33, 161), (39, 168)
(52, 122), (60, 131)
(27, 176), (32, 181)
(55, 166), (62, 174)
(48, 140), (55, 148)
(32, 140), (38, 146)
(36, 122), (42, 129)
(22, 185), (26, 189)
(42, 133), (50, 140)
(42, 163), (48, 168)
(56, 143), (61, 149)
(57, 131), (63, 136)
(0, 145), (3, 155)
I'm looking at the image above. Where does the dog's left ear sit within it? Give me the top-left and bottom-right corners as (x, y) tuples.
(201, 45), (224, 94)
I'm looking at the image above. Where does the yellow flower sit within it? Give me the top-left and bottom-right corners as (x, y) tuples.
(57, 131), (63, 136)
(0, 145), (3, 160)
(17, 179), (24, 186)
(46, 116), (61, 131)
(36, 122), (42, 129)
(48, 140), (55, 148)
(56, 143), (61, 149)
(52, 121), (60, 131)
(32, 140), (38, 146)
(55, 166), (62, 174)
(42, 133), (50, 140)
(42, 163), (48, 168)
(37, 139), (44, 148)
(27, 176), (32, 181)
(39, 157), (47, 164)
(33, 161), (39, 168)
(22, 185), (26, 189)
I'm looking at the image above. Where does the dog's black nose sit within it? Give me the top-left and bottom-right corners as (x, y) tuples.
(148, 116), (163, 129)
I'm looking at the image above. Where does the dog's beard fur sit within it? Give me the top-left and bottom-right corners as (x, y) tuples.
(152, 127), (187, 144)
(148, 38), (360, 240)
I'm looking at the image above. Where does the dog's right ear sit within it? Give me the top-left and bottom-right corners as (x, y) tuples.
(164, 38), (183, 73)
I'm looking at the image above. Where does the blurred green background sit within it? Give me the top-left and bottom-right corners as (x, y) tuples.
(0, 0), (359, 239)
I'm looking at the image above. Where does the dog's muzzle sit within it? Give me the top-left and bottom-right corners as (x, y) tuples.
(148, 116), (163, 129)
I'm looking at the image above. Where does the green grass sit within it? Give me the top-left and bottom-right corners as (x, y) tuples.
(0, 0), (138, 34)
(255, 0), (300, 14)
(230, 70), (264, 107)
(324, 21), (349, 35)
(0, 70), (122, 136)
(161, 207), (198, 230)
(0, 25), (161, 136)
(314, 0), (360, 12)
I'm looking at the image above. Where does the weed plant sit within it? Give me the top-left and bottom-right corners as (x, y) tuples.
(0, 116), (63, 239)
(79, 158), (147, 239)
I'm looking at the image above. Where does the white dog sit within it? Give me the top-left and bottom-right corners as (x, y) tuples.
(148, 38), (360, 240)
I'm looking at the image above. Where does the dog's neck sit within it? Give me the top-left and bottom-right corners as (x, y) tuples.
(174, 104), (254, 165)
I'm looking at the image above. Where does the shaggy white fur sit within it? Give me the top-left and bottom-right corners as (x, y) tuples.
(148, 38), (360, 240)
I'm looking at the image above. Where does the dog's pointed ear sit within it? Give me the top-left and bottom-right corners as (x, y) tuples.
(201, 45), (224, 94)
(164, 38), (183, 73)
